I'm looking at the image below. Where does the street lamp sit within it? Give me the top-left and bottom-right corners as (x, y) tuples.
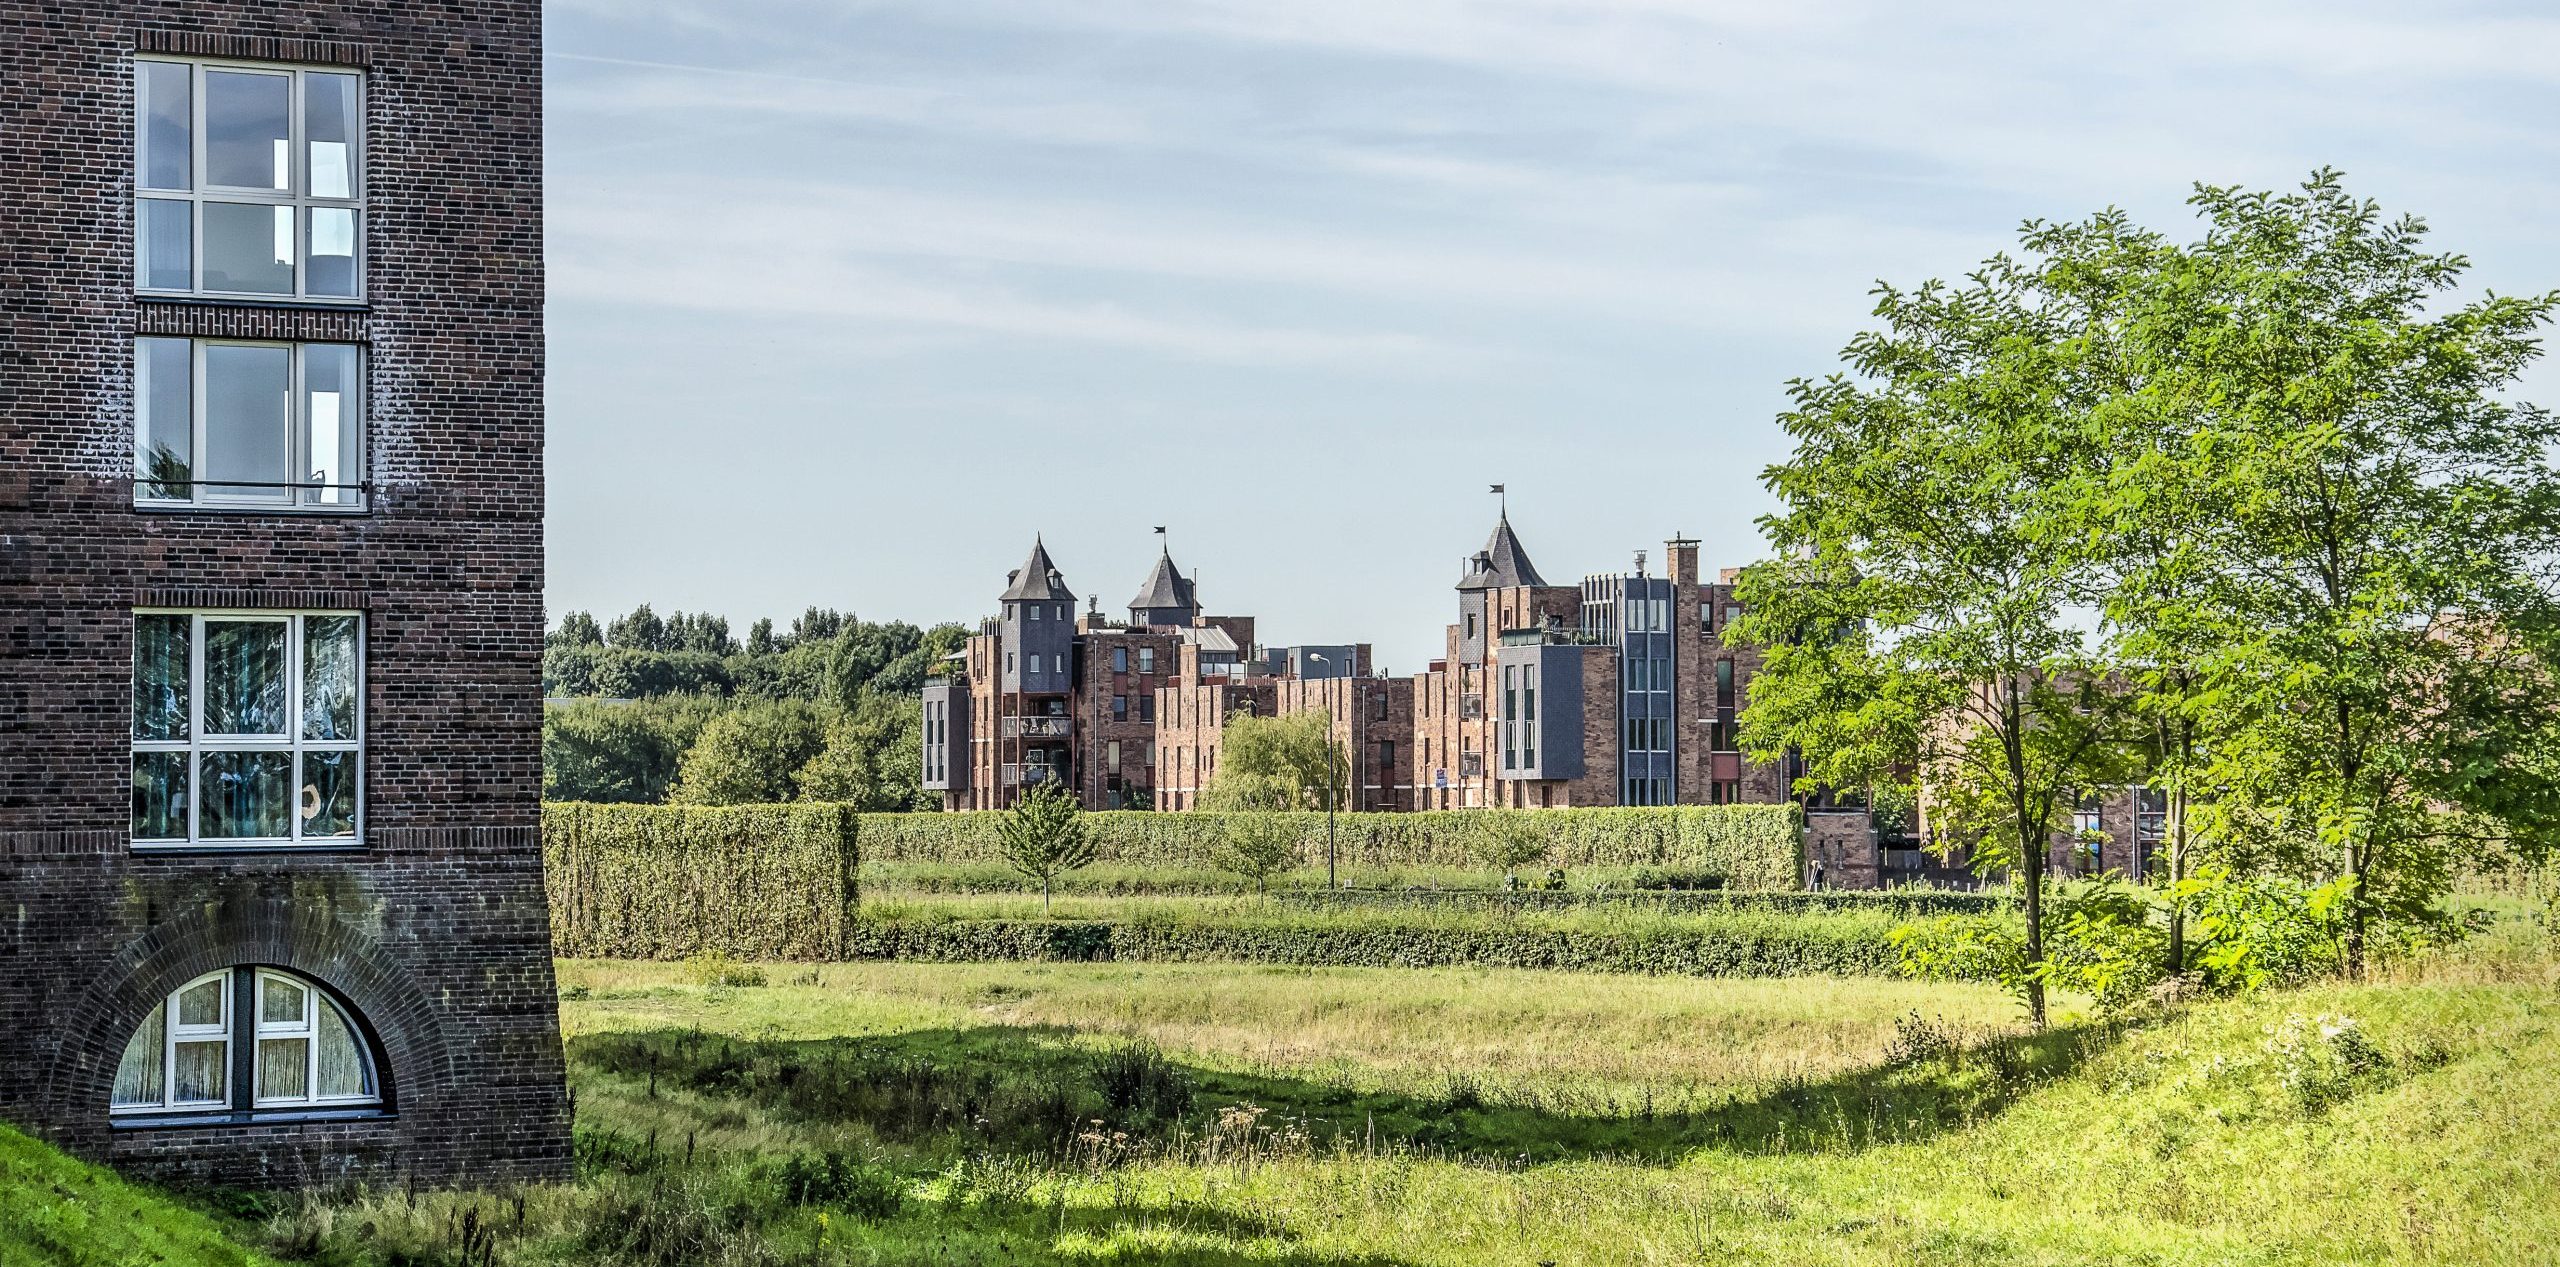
(1306, 652), (1350, 890)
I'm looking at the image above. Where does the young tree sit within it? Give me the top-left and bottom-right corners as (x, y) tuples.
(2153, 174), (2560, 973)
(1470, 812), (1550, 881)
(1215, 814), (1302, 893)
(1735, 211), (2161, 1025)
(1000, 782), (1096, 914)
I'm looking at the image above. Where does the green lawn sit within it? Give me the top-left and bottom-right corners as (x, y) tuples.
(9, 923), (2553, 1265)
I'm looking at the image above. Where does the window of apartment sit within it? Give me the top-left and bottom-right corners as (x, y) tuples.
(136, 338), (364, 509)
(136, 59), (364, 301)
(1502, 667), (1517, 722)
(1138, 647), (1156, 674)
(1112, 647), (1128, 673)
(1465, 612), (1478, 639)
(1138, 694), (1155, 723)
(1107, 740), (1122, 771)
(1112, 694), (1128, 721)
(1372, 691), (1389, 720)
(111, 966), (380, 1119)
(1379, 739), (1395, 771)
(1053, 654), (1064, 675)
(1028, 604), (1041, 621)
(1701, 602), (1715, 633)
(1714, 658), (1735, 699)
(132, 611), (361, 848)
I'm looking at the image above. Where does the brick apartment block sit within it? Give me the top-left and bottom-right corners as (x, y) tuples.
(921, 513), (1885, 882)
(0, 1), (569, 1184)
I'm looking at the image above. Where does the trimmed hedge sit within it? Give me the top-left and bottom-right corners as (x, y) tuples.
(841, 917), (1898, 977)
(850, 805), (1805, 890)
(1272, 888), (2010, 919)
(544, 802), (858, 960)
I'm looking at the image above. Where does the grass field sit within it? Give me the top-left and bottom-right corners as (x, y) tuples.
(9, 906), (2553, 1265)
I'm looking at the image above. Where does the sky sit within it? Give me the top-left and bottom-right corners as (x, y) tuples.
(542, 0), (2560, 671)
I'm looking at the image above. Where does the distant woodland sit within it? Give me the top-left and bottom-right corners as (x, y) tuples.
(541, 605), (968, 809)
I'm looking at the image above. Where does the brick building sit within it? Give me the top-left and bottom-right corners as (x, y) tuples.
(0, 1), (570, 1184)
(923, 514), (1881, 882)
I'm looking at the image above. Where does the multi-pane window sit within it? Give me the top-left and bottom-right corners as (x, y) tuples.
(136, 59), (364, 300)
(132, 611), (362, 848)
(135, 338), (363, 508)
(1137, 647), (1155, 675)
(111, 967), (379, 1116)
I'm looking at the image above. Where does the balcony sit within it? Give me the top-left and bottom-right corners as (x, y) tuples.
(1002, 715), (1074, 739)
(1001, 763), (1065, 788)
(1459, 694), (1484, 720)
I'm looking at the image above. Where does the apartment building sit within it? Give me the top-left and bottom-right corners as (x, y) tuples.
(0, 2), (569, 1184)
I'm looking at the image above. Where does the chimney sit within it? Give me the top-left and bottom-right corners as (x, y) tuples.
(1665, 536), (1700, 586)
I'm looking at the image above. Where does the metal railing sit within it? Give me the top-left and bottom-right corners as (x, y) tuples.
(1002, 715), (1073, 738)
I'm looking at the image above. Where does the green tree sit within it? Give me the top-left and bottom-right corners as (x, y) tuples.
(999, 783), (1096, 913)
(542, 695), (723, 803)
(797, 695), (929, 811)
(1198, 711), (1340, 811)
(1215, 814), (1302, 893)
(2144, 174), (2560, 973)
(1470, 812), (1549, 879)
(668, 700), (831, 805)
(1734, 208), (2159, 1024)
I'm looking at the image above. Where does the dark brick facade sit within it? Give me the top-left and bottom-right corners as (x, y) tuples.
(0, 1), (568, 1185)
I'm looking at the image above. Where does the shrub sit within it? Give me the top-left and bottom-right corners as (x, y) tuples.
(842, 913), (1902, 978)
(1090, 1040), (1193, 1126)
(776, 1151), (905, 1221)
(544, 802), (859, 960)
(683, 950), (766, 988)
(2267, 1012), (2392, 1114)
(847, 804), (1805, 889)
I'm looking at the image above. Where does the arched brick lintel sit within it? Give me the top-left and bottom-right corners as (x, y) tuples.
(40, 891), (453, 1131)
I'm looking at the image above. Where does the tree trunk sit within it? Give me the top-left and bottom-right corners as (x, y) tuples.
(2002, 675), (2045, 1027)
(2166, 778), (2187, 976)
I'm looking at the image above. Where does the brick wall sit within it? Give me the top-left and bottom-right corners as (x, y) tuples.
(0, 1), (568, 1185)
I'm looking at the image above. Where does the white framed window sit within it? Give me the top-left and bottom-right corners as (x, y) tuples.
(131, 610), (363, 849)
(135, 337), (364, 509)
(111, 967), (380, 1117)
(135, 57), (365, 301)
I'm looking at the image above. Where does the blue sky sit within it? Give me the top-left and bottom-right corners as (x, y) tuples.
(543, 1), (2560, 670)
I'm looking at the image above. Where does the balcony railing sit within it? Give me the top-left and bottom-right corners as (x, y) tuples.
(1459, 694), (1484, 720)
(1002, 715), (1074, 738)
(1001, 764), (1064, 788)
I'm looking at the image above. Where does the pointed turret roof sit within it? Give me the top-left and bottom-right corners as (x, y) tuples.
(1127, 545), (1198, 618)
(1456, 512), (1547, 590)
(999, 536), (1074, 602)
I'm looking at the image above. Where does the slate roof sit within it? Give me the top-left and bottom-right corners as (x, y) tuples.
(1456, 513), (1548, 590)
(1127, 547), (1198, 616)
(999, 537), (1075, 602)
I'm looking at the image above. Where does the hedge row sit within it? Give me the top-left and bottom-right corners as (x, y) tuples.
(1271, 887), (2010, 919)
(544, 802), (858, 960)
(840, 917), (1899, 977)
(849, 805), (1806, 889)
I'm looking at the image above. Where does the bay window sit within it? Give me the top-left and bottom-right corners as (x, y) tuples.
(132, 611), (363, 848)
(136, 337), (364, 508)
(136, 58), (364, 300)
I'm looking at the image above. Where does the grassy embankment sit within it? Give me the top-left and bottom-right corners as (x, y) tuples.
(10, 902), (2552, 1265)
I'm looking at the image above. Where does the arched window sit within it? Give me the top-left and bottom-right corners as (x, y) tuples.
(110, 967), (380, 1117)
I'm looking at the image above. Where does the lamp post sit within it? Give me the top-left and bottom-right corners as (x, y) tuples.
(1307, 652), (1348, 890)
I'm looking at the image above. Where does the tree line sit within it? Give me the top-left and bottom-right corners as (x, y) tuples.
(1736, 172), (2560, 1022)
(542, 604), (968, 810)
